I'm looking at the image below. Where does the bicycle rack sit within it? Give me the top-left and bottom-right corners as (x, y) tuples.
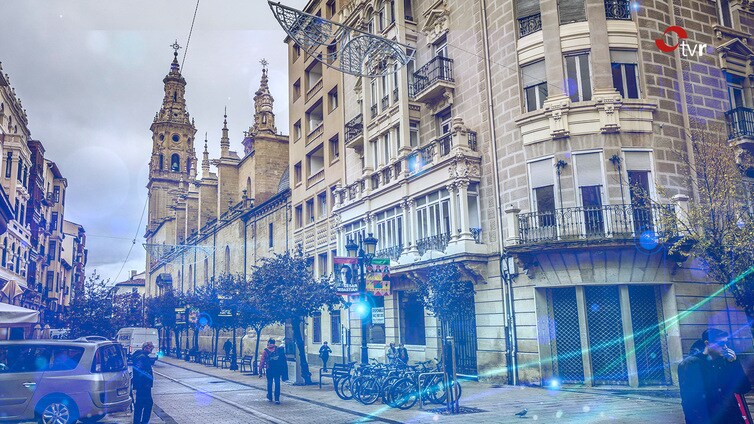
(417, 371), (446, 410)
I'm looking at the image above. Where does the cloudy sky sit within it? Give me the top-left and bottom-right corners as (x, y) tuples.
(0, 0), (306, 284)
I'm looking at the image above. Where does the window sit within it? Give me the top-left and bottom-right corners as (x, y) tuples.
(294, 120), (302, 140)
(415, 189), (451, 240)
(529, 158), (557, 227)
(312, 312), (322, 343)
(295, 205), (303, 228)
(565, 53), (592, 102)
(306, 198), (315, 223)
(409, 121), (419, 147)
(0, 346), (53, 373)
(170, 154), (180, 172)
(294, 162), (302, 185)
(16, 158), (22, 181)
(186, 158), (191, 174)
(49, 346), (85, 371)
(343, 220), (366, 255)
(5, 153), (11, 178)
(306, 61), (323, 91)
(574, 152), (605, 235)
(718, 0), (732, 27)
(624, 150), (654, 233)
(434, 35), (448, 59)
(224, 245), (231, 274)
(293, 79), (301, 100)
(383, 133), (391, 164)
(307, 144), (325, 178)
(611, 51), (640, 99)
(53, 186), (60, 203)
(328, 89), (338, 112)
(318, 192), (328, 218)
(726, 73), (747, 109)
(378, 3), (386, 30)
(522, 60), (548, 111)
(48, 240), (57, 261)
(306, 101), (324, 135)
(326, 0), (336, 19)
(292, 43), (301, 61)
(91, 344), (126, 373)
(2, 238), (6, 267)
(399, 291), (426, 345)
(370, 79), (378, 117)
(375, 206), (403, 252)
(318, 252), (328, 277)
(268, 223), (274, 248)
(329, 135), (340, 162)
(330, 311), (341, 344)
(371, 139), (379, 169)
(388, 0), (395, 24)
(559, 0), (586, 24)
(51, 212), (58, 231)
(404, 0), (414, 20)
(158, 154), (164, 170)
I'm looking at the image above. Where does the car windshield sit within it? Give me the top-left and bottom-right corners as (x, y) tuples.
(91, 344), (126, 373)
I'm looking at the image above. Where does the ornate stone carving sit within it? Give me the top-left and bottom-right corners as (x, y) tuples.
(421, 0), (450, 45)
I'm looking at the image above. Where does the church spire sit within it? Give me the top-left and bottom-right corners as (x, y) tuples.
(153, 40), (190, 126)
(220, 108), (230, 157)
(249, 59), (276, 136)
(202, 132), (210, 176)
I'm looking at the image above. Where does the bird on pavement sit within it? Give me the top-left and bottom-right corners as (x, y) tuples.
(514, 408), (528, 417)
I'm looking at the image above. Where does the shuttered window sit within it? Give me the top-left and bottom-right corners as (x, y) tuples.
(529, 158), (555, 189)
(574, 152), (603, 187)
(559, 0), (586, 24)
(623, 151), (652, 172)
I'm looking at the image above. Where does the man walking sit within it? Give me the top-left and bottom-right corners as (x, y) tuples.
(132, 342), (155, 424)
(223, 339), (232, 360)
(679, 328), (751, 424)
(319, 341), (332, 371)
(259, 339), (288, 404)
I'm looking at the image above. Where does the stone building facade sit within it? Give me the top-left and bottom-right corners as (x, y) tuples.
(287, 0), (754, 387)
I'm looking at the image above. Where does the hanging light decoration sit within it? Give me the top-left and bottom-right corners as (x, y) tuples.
(268, 1), (413, 78)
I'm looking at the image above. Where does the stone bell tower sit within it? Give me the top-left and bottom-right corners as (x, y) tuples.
(146, 41), (198, 235)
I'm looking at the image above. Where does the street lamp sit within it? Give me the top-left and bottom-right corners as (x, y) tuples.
(346, 233), (378, 365)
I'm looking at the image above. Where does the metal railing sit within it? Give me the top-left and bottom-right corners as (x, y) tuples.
(725, 106), (754, 139)
(416, 232), (451, 255)
(518, 203), (675, 244)
(518, 13), (542, 37)
(407, 143), (436, 175)
(376, 245), (403, 261)
(411, 56), (454, 98)
(345, 114), (363, 143)
(393, 87), (399, 102)
(604, 0), (631, 20)
(468, 131), (478, 151)
(470, 227), (482, 244)
(438, 133), (453, 157)
(370, 104), (378, 119)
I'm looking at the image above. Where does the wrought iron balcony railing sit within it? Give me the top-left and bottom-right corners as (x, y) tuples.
(370, 104), (378, 119)
(381, 95), (390, 111)
(376, 245), (403, 261)
(518, 203), (675, 245)
(518, 13), (542, 37)
(604, 0), (631, 20)
(725, 106), (754, 140)
(345, 113), (363, 144)
(407, 143), (436, 175)
(417, 232), (451, 255)
(393, 87), (399, 102)
(470, 227), (482, 244)
(411, 56), (454, 98)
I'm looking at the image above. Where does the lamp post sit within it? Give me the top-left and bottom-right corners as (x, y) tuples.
(230, 301), (238, 371)
(345, 233), (378, 365)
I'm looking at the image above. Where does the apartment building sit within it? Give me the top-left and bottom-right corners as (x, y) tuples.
(289, 0), (754, 386)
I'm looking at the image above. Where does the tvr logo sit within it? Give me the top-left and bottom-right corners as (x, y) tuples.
(655, 26), (707, 57)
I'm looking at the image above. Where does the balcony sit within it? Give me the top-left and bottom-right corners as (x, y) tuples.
(370, 104), (378, 119)
(518, 13), (542, 38)
(306, 78), (323, 102)
(344, 114), (364, 150)
(604, 0), (631, 20)
(417, 232), (451, 255)
(376, 245), (403, 261)
(511, 203), (675, 250)
(726, 107), (754, 141)
(381, 95), (390, 111)
(306, 123), (324, 145)
(410, 56), (454, 104)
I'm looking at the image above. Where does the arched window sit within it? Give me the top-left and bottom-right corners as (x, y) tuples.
(204, 257), (209, 284)
(224, 246), (230, 274)
(171, 154), (180, 172)
(2, 238), (7, 267)
(246, 177), (252, 198)
(159, 154), (164, 170)
(186, 158), (191, 174)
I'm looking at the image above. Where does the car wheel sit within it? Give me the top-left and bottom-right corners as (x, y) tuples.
(37, 396), (79, 424)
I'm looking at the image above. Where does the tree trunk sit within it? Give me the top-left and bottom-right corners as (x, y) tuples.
(291, 317), (312, 384)
(213, 328), (220, 367)
(174, 328), (181, 359)
(253, 325), (263, 375)
(194, 328), (201, 363)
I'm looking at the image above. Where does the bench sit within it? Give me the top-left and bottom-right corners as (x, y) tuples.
(240, 355), (254, 373)
(218, 355), (231, 369)
(319, 362), (353, 389)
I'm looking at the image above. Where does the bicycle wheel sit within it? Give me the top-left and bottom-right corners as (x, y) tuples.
(382, 376), (400, 407)
(335, 376), (354, 400)
(357, 377), (380, 405)
(390, 378), (419, 410)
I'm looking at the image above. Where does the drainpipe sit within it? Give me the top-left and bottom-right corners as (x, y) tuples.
(480, 0), (517, 385)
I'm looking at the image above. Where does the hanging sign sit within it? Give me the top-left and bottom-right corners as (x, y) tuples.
(175, 308), (186, 325)
(366, 258), (391, 296)
(188, 308), (198, 324)
(334, 257), (359, 294)
(371, 307), (385, 324)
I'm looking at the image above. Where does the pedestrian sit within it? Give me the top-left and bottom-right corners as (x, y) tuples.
(319, 341), (332, 371)
(397, 343), (409, 366)
(385, 342), (397, 365)
(132, 341), (155, 424)
(223, 339), (232, 360)
(259, 339), (288, 404)
(678, 328), (751, 424)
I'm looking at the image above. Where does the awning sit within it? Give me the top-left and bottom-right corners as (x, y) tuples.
(0, 302), (39, 327)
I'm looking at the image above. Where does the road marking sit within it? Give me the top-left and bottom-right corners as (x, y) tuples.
(159, 361), (404, 424)
(154, 369), (291, 424)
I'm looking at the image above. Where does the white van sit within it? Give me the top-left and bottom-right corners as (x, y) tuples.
(115, 328), (158, 363)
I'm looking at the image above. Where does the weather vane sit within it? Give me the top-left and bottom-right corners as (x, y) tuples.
(170, 40), (182, 54)
(260, 58), (269, 70)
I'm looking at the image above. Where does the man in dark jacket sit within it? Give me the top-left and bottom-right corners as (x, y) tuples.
(132, 342), (155, 424)
(679, 328), (751, 424)
(223, 339), (232, 360)
(319, 342), (332, 371)
(259, 339), (288, 404)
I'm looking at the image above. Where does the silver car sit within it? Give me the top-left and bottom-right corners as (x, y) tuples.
(0, 338), (131, 424)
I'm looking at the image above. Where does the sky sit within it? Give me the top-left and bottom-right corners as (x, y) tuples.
(0, 0), (306, 284)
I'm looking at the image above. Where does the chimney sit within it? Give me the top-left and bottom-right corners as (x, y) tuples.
(130, 270), (137, 280)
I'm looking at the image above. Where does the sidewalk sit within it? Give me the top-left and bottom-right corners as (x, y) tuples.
(158, 356), (687, 423)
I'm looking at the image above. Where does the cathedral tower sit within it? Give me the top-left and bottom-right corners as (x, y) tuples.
(146, 42), (198, 234)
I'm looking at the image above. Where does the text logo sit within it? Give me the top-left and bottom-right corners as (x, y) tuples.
(656, 26), (707, 57)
